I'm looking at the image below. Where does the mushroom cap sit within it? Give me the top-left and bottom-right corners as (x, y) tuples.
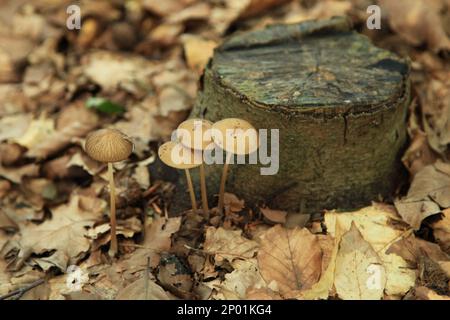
(177, 118), (214, 151)
(158, 141), (202, 169)
(211, 118), (259, 155)
(84, 128), (133, 163)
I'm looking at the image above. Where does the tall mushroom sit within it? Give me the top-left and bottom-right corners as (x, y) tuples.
(84, 128), (133, 257)
(211, 118), (258, 214)
(158, 141), (202, 213)
(177, 119), (213, 217)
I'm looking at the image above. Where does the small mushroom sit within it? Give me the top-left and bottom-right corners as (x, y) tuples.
(84, 128), (133, 257)
(177, 119), (213, 217)
(211, 118), (259, 214)
(158, 141), (202, 213)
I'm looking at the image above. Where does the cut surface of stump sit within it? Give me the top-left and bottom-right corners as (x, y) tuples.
(178, 17), (410, 214)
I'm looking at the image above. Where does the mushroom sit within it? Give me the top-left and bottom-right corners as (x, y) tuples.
(177, 119), (213, 217)
(84, 128), (133, 257)
(158, 140), (202, 213)
(211, 118), (259, 214)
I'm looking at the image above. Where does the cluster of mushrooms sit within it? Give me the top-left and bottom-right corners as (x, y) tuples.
(83, 118), (257, 257)
(158, 118), (258, 217)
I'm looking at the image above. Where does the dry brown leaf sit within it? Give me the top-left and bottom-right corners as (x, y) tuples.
(182, 34), (217, 74)
(223, 193), (245, 213)
(7, 195), (102, 271)
(82, 51), (157, 93)
(246, 287), (283, 300)
(0, 179), (11, 199)
(0, 113), (32, 142)
(119, 216), (181, 275)
(379, 0), (450, 52)
(167, 2), (211, 24)
(257, 225), (322, 295)
(283, 0), (351, 24)
(395, 161), (450, 229)
(143, 0), (190, 17)
(334, 223), (386, 300)
(402, 130), (437, 177)
(432, 208), (450, 254)
(0, 35), (34, 83)
(0, 84), (29, 117)
(116, 277), (174, 300)
(26, 103), (100, 159)
(387, 234), (449, 265)
(0, 162), (39, 184)
(418, 74), (450, 156)
(205, 258), (266, 300)
(260, 207), (287, 224)
(203, 227), (259, 264)
(414, 286), (450, 300)
(13, 114), (55, 150)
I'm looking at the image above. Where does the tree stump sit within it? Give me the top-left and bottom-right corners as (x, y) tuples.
(177, 17), (410, 214)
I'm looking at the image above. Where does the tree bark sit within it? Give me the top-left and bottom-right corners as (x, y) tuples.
(173, 17), (410, 214)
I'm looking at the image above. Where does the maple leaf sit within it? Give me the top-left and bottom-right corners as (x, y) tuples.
(257, 225), (322, 295)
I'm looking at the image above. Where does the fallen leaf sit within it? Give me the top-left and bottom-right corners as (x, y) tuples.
(387, 234), (449, 265)
(379, 0), (450, 52)
(205, 258), (266, 299)
(203, 227), (259, 264)
(260, 207), (287, 224)
(223, 193), (245, 213)
(182, 34), (217, 73)
(432, 208), (450, 254)
(82, 51), (157, 93)
(0, 113), (32, 142)
(414, 286), (450, 300)
(7, 195), (102, 271)
(0, 162), (39, 184)
(257, 225), (322, 295)
(116, 277), (174, 300)
(26, 103), (99, 159)
(13, 114), (55, 151)
(120, 216), (181, 275)
(395, 161), (450, 229)
(334, 223), (386, 300)
(325, 205), (416, 296)
(402, 130), (437, 177)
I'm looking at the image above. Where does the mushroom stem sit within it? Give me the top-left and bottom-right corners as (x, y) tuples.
(184, 169), (198, 212)
(107, 162), (118, 257)
(199, 162), (209, 216)
(218, 152), (232, 214)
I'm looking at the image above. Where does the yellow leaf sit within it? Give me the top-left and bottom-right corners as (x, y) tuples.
(325, 205), (416, 296)
(334, 223), (386, 300)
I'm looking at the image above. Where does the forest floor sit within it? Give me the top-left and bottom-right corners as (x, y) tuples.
(0, 0), (449, 300)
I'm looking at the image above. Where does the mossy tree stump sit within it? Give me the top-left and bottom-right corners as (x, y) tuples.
(175, 17), (410, 214)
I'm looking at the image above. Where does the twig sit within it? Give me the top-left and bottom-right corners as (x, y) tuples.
(0, 278), (45, 300)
